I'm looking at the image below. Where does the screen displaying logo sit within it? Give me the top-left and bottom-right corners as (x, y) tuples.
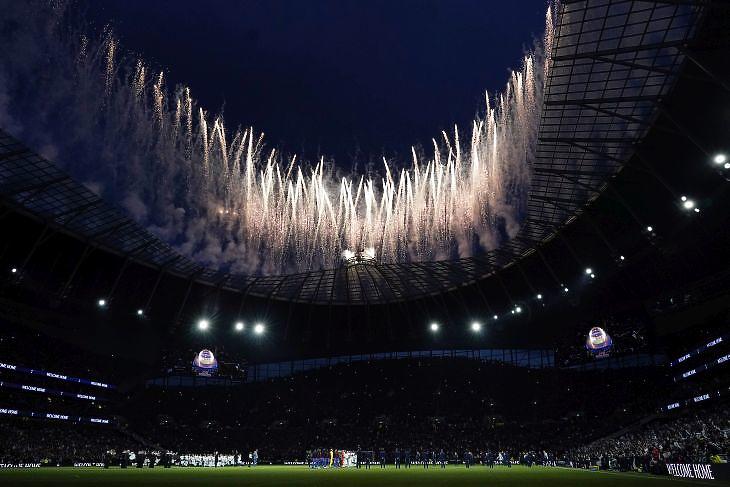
(192, 349), (218, 377)
(585, 327), (612, 356)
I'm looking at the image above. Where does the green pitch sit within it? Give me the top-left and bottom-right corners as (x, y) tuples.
(0, 465), (723, 486)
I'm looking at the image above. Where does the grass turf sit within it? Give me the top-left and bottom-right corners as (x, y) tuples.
(0, 465), (724, 486)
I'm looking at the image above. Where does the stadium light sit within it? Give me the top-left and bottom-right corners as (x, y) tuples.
(471, 321), (482, 332)
(254, 323), (265, 335)
(563, 287), (569, 293)
(430, 322), (439, 332)
(620, 255), (625, 261)
(681, 196), (696, 210)
(585, 267), (592, 275)
(10, 267), (17, 274)
(536, 293), (542, 300)
(97, 299), (106, 308)
(493, 315), (498, 320)
(197, 319), (209, 331)
(725, 163), (730, 170)
(590, 273), (596, 279)
(515, 306), (522, 313)
(646, 225), (653, 232)
(136, 309), (144, 317)
(713, 153), (727, 165)
(234, 321), (244, 332)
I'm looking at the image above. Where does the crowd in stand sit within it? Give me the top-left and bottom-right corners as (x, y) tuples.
(1, 325), (728, 474)
(565, 404), (729, 471)
(0, 419), (143, 465)
(0, 323), (135, 466)
(123, 358), (661, 463)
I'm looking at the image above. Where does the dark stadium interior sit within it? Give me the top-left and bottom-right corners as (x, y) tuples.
(1, 0), (730, 485)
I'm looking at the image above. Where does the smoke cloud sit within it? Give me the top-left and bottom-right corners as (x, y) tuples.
(0, 0), (553, 276)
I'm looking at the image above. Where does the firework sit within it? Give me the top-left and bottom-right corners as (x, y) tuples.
(0, 0), (554, 275)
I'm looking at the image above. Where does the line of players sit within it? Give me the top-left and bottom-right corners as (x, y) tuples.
(354, 448), (537, 469)
(102, 449), (260, 468)
(102, 450), (174, 469)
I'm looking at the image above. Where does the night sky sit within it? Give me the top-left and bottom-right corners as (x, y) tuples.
(80, 0), (546, 167)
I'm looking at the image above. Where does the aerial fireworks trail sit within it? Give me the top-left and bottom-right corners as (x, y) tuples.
(0, 1), (554, 275)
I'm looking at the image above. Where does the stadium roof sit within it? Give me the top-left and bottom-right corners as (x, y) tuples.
(0, 0), (706, 305)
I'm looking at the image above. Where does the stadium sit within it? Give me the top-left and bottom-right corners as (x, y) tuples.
(0, 0), (729, 485)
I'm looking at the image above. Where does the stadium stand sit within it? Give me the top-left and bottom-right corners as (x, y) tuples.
(0, 420), (143, 466)
(571, 402), (729, 471)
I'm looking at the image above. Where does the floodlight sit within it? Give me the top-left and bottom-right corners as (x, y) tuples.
(197, 319), (209, 331)
(254, 323), (265, 335)
(97, 299), (106, 307)
(234, 321), (244, 332)
(471, 322), (482, 332)
(430, 322), (439, 332)
(713, 153), (727, 165)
